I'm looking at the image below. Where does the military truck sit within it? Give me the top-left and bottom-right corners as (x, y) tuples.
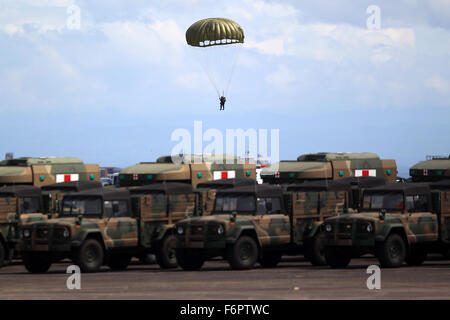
(174, 177), (385, 270)
(410, 155), (450, 182)
(323, 181), (450, 268)
(0, 157), (100, 187)
(261, 152), (397, 185)
(119, 154), (256, 188)
(0, 186), (44, 267)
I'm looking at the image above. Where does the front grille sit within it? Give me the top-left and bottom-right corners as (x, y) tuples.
(190, 225), (205, 235)
(338, 222), (353, 239)
(36, 227), (50, 239)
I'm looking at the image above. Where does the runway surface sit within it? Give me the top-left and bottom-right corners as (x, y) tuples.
(1, 255), (449, 299)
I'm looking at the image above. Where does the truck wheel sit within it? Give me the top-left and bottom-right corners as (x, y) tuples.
(0, 243), (5, 268)
(108, 254), (131, 271)
(23, 253), (52, 273)
(306, 232), (327, 266)
(139, 253), (156, 265)
(176, 249), (205, 270)
(156, 235), (178, 269)
(325, 247), (351, 269)
(75, 239), (104, 273)
(405, 248), (427, 266)
(259, 252), (282, 268)
(227, 236), (258, 270)
(377, 233), (406, 268)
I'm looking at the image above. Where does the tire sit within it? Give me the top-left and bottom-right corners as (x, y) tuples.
(259, 251), (282, 268)
(305, 232), (327, 266)
(139, 253), (156, 265)
(0, 243), (5, 268)
(377, 233), (406, 268)
(156, 235), (178, 269)
(108, 254), (131, 271)
(405, 248), (427, 266)
(325, 247), (351, 269)
(227, 236), (259, 270)
(23, 253), (52, 273)
(75, 239), (104, 273)
(176, 249), (205, 271)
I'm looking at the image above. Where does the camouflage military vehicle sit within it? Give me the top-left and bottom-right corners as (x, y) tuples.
(41, 181), (102, 217)
(323, 181), (450, 268)
(20, 188), (136, 273)
(119, 154), (256, 188)
(175, 177), (384, 270)
(0, 157), (100, 187)
(410, 155), (450, 182)
(261, 152), (397, 185)
(0, 185), (44, 267)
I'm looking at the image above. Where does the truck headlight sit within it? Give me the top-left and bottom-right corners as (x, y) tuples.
(325, 224), (333, 233)
(23, 229), (31, 238)
(63, 228), (70, 239)
(366, 223), (373, 233)
(217, 225), (224, 235)
(177, 226), (184, 235)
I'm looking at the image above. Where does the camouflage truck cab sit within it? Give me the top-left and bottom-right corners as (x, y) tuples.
(410, 155), (450, 182)
(195, 178), (257, 216)
(41, 181), (103, 217)
(20, 188), (137, 273)
(261, 152), (397, 185)
(0, 157), (100, 187)
(323, 182), (448, 268)
(119, 154), (256, 188)
(0, 185), (43, 267)
(129, 183), (196, 268)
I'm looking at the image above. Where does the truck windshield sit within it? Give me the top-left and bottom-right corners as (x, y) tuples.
(214, 195), (255, 213)
(362, 192), (404, 211)
(62, 197), (102, 216)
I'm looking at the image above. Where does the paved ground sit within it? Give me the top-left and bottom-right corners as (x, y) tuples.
(1, 255), (450, 300)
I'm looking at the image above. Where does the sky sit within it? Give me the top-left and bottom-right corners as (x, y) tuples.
(0, 0), (449, 177)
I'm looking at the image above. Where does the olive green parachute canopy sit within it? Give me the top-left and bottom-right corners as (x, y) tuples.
(186, 18), (244, 47)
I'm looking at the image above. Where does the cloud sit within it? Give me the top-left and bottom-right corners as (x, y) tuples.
(101, 19), (185, 66)
(265, 65), (295, 87)
(425, 75), (450, 94)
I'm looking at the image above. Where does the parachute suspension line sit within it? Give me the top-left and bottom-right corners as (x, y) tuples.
(224, 44), (243, 97)
(197, 50), (221, 99)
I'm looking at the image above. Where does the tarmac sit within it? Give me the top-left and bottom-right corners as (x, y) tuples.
(1, 255), (449, 300)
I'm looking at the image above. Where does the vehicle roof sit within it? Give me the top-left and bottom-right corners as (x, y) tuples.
(217, 184), (283, 197)
(129, 182), (193, 195)
(0, 157), (84, 166)
(41, 181), (102, 192)
(63, 188), (130, 201)
(430, 179), (450, 190)
(364, 182), (430, 195)
(297, 152), (380, 162)
(196, 178), (257, 189)
(0, 185), (41, 197)
(286, 177), (385, 192)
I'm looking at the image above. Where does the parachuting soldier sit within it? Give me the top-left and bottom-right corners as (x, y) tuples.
(220, 96), (226, 110)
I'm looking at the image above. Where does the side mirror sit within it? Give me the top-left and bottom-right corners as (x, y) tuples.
(231, 211), (237, 223)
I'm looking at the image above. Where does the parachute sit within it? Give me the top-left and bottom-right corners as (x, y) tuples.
(186, 18), (245, 47)
(186, 18), (245, 101)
